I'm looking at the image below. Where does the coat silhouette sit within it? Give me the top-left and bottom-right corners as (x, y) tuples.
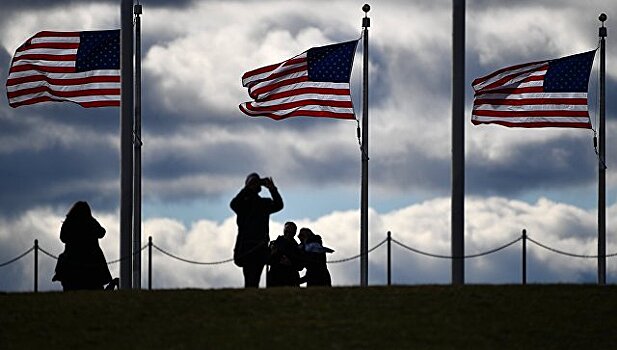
(267, 233), (303, 287)
(298, 228), (332, 287)
(52, 201), (112, 291)
(230, 173), (284, 287)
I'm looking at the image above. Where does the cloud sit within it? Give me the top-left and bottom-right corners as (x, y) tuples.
(1, 196), (615, 291)
(0, 0), (616, 234)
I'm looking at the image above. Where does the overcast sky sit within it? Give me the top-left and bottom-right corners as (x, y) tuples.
(1, 0), (617, 291)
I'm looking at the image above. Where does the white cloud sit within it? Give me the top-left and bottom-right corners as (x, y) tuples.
(2, 196), (616, 291)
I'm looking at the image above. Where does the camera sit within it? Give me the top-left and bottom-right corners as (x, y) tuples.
(260, 178), (269, 186)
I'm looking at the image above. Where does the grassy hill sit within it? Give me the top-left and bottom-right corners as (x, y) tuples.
(1, 285), (615, 349)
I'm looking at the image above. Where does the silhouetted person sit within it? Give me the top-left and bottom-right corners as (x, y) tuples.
(267, 221), (303, 287)
(230, 173), (284, 288)
(298, 228), (333, 287)
(52, 201), (112, 291)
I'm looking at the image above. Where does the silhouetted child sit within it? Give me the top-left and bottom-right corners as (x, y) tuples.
(298, 228), (333, 287)
(52, 201), (113, 291)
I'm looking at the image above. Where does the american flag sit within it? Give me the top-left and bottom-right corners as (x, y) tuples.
(471, 50), (596, 128)
(6, 30), (120, 108)
(239, 40), (358, 120)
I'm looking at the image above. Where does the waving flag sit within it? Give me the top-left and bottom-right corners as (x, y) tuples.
(472, 50), (596, 128)
(6, 30), (120, 108)
(239, 40), (358, 120)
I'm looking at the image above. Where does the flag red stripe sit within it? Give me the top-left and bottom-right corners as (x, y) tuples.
(471, 119), (591, 128)
(13, 54), (77, 62)
(474, 98), (588, 106)
(9, 96), (120, 108)
(479, 71), (546, 92)
(8, 86), (120, 99)
(245, 64), (307, 89)
(249, 76), (309, 100)
(241, 57), (306, 80)
(6, 30), (120, 108)
(471, 60), (546, 86)
(7, 74), (120, 86)
(9, 64), (75, 74)
(264, 87), (352, 100)
(474, 86), (545, 97)
(240, 105), (355, 120)
(473, 110), (589, 117)
(16, 42), (80, 52)
(244, 99), (353, 112)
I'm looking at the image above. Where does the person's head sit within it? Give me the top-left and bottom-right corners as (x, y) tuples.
(283, 222), (297, 239)
(298, 227), (313, 244)
(245, 172), (261, 193)
(67, 201), (92, 219)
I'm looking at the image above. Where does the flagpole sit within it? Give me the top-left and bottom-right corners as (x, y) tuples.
(451, 0), (465, 285)
(132, 1), (143, 290)
(360, 4), (370, 287)
(598, 13), (607, 286)
(120, 0), (134, 290)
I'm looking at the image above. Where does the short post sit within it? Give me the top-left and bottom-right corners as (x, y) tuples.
(34, 239), (39, 293)
(148, 236), (153, 290)
(522, 229), (527, 285)
(387, 231), (392, 286)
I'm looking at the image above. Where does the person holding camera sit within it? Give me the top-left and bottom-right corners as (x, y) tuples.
(230, 172), (284, 288)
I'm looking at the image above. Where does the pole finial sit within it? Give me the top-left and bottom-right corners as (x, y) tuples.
(599, 13), (607, 23)
(363, 4), (370, 14)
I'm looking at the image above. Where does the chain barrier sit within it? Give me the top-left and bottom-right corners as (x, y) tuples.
(527, 236), (617, 259)
(0, 247), (34, 267)
(152, 243), (235, 265)
(37, 246), (59, 260)
(3, 233), (617, 273)
(327, 239), (388, 263)
(391, 236), (523, 259)
(107, 244), (149, 264)
(38, 244), (149, 265)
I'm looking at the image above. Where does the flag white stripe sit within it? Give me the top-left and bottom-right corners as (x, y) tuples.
(247, 92), (351, 108)
(248, 71), (308, 97)
(242, 58), (308, 86)
(9, 91), (120, 104)
(473, 104), (588, 112)
(475, 92), (587, 100)
(30, 36), (80, 44)
(14, 48), (78, 57)
(12, 59), (75, 67)
(242, 104), (354, 116)
(8, 69), (119, 81)
(473, 62), (547, 91)
(472, 115), (591, 123)
(7, 81), (120, 93)
(254, 81), (351, 101)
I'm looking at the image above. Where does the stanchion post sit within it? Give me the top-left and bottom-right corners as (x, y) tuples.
(522, 229), (527, 285)
(148, 236), (152, 290)
(387, 231), (392, 286)
(34, 239), (39, 293)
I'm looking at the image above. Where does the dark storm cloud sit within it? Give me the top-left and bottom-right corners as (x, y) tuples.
(467, 137), (597, 196)
(0, 139), (119, 216)
(370, 134), (599, 198)
(0, 0), (195, 9)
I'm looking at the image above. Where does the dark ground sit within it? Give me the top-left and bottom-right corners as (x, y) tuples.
(1, 285), (615, 349)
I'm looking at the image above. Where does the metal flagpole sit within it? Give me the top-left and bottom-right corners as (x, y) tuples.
(451, 0), (465, 285)
(120, 0), (135, 289)
(133, 1), (143, 290)
(598, 13), (607, 286)
(360, 4), (370, 287)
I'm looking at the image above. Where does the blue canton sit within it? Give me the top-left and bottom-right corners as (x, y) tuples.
(307, 40), (358, 83)
(544, 50), (596, 92)
(76, 30), (120, 72)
